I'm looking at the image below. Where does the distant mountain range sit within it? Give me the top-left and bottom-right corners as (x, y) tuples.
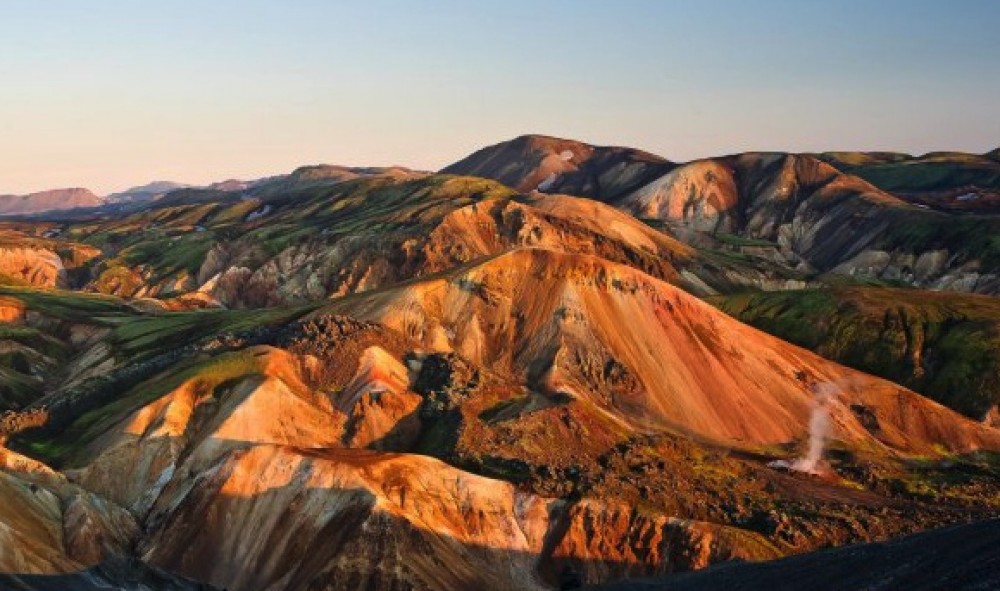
(4, 136), (997, 218)
(1, 165), (426, 217)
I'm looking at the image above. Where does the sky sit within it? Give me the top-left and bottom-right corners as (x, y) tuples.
(1, 0), (999, 195)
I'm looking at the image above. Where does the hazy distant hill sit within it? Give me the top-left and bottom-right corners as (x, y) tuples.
(105, 181), (191, 204)
(0, 188), (103, 215)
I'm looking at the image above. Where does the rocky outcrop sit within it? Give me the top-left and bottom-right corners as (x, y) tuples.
(0, 446), (137, 574)
(0, 247), (67, 287)
(0, 296), (26, 323)
(620, 160), (739, 232)
(0, 231), (100, 288)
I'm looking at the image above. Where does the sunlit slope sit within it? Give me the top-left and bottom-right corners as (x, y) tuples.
(712, 287), (1000, 421)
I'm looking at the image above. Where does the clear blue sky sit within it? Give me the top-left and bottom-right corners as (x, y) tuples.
(1, 0), (998, 194)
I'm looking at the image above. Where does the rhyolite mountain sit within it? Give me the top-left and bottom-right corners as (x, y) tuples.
(0, 136), (999, 590)
(441, 134), (673, 201)
(444, 135), (1000, 296)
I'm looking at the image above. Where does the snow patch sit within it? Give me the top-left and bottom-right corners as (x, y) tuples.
(537, 173), (558, 192)
(246, 204), (272, 221)
(138, 462), (176, 513)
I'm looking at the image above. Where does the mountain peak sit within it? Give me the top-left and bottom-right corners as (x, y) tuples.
(442, 134), (672, 201)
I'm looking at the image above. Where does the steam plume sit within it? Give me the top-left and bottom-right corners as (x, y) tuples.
(791, 382), (838, 473)
(770, 380), (842, 475)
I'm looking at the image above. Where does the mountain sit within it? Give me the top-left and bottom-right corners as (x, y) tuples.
(0, 188), (103, 216)
(321, 248), (997, 452)
(105, 181), (191, 205)
(3, 171), (998, 422)
(442, 134), (674, 201)
(444, 137), (1000, 296)
(59, 174), (691, 305)
(630, 151), (1000, 294)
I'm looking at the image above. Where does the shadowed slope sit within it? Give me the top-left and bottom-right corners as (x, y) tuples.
(592, 519), (1000, 591)
(0, 446), (137, 574)
(0, 558), (217, 591)
(139, 443), (776, 591)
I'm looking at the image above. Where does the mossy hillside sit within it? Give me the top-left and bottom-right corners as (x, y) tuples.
(873, 210), (1000, 269)
(119, 233), (216, 279)
(819, 152), (1000, 193)
(0, 325), (73, 361)
(712, 287), (1000, 419)
(846, 160), (1000, 193)
(67, 175), (516, 293)
(0, 285), (133, 323)
(32, 348), (268, 466)
(106, 304), (316, 362)
(1, 282), (316, 362)
(0, 288), (132, 411)
(12, 302), (316, 465)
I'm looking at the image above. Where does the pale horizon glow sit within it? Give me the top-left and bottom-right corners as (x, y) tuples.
(2, 0), (999, 195)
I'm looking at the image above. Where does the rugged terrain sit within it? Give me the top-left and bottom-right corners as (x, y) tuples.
(1, 135), (999, 590)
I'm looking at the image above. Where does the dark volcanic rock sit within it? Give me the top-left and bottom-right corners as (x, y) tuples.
(590, 518), (1000, 591)
(0, 558), (219, 590)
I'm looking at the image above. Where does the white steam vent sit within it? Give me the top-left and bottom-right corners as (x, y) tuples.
(770, 381), (840, 475)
